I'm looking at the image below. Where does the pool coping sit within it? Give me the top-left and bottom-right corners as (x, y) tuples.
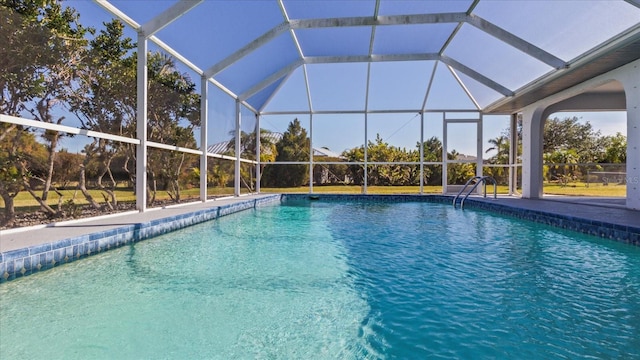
(0, 194), (280, 283)
(281, 194), (640, 245)
(2, 193), (639, 283)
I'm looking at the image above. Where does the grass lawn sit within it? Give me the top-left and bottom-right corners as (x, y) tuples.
(1, 187), (235, 211)
(543, 182), (626, 197)
(1, 183), (625, 212)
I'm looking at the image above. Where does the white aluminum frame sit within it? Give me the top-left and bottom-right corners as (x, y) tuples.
(2, 0), (635, 213)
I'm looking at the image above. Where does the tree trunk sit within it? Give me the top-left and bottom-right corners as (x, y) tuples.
(17, 159), (57, 216)
(78, 162), (102, 210)
(147, 171), (157, 205)
(0, 190), (16, 227)
(21, 176), (57, 217)
(170, 153), (185, 202)
(96, 161), (115, 211)
(41, 128), (60, 202)
(0, 123), (17, 142)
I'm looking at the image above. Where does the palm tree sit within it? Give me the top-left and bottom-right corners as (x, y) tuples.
(485, 135), (510, 184)
(485, 135), (510, 164)
(226, 129), (278, 190)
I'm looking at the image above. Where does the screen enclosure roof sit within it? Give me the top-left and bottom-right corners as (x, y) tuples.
(93, 0), (640, 114)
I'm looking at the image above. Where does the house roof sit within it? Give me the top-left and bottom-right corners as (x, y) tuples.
(207, 132), (344, 158)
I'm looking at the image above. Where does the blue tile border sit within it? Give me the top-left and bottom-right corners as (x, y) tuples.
(0, 195), (280, 283)
(2, 194), (638, 283)
(281, 193), (452, 204)
(281, 194), (640, 245)
(460, 198), (640, 246)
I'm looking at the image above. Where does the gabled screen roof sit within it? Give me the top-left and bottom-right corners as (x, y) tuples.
(91, 0), (640, 114)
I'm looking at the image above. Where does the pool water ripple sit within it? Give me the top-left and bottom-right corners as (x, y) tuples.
(1, 201), (640, 359)
(327, 202), (640, 359)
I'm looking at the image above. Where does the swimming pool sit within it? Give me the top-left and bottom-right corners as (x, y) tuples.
(1, 200), (640, 358)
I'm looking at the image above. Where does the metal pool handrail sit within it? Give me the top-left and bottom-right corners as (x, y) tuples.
(452, 176), (497, 209)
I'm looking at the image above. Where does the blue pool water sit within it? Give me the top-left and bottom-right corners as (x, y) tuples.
(1, 201), (640, 359)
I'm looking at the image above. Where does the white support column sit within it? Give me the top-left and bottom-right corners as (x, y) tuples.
(508, 113), (518, 195)
(363, 112), (368, 194)
(442, 113), (448, 194)
(255, 113), (261, 194)
(622, 62), (640, 210)
(419, 111), (424, 194)
(476, 114), (483, 178)
(521, 106), (546, 198)
(309, 113), (314, 193)
(136, 33), (148, 212)
(200, 77), (208, 202)
(235, 100), (241, 197)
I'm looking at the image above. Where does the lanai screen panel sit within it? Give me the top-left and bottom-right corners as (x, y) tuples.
(107, 0), (175, 24)
(306, 63), (368, 111)
(216, 33), (299, 97)
(261, 67), (310, 113)
(154, 0), (284, 70)
(473, 1), (640, 62)
(246, 77), (286, 113)
(425, 64), (477, 110)
(283, 0), (375, 19)
(454, 72), (505, 110)
(368, 61), (433, 111)
(377, 0), (473, 15)
(296, 27), (372, 57)
(444, 24), (554, 92)
(48, 0), (640, 117)
(373, 23), (456, 55)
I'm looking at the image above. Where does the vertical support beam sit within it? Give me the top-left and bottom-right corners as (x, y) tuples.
(419, 111), (424, 194)
(363, 112), (368, 194)
(622, 62), (640, 210)
(476, 114), (483, 178)
(521, 106), (545, 198)
(200, 77), (208, 202)
(309, 113), (314, 193)
(136, 34), (148, 212)
(255, 113), (261, 194)
(442, 113), (448, 194)
(508, 113), (518, 195)
(235, 100), (241, 197)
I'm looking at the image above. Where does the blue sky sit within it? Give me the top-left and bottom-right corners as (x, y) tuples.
(57, 0), (632, 159)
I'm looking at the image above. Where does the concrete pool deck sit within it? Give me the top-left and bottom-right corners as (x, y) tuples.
(1, 193), (639, 282)
(471, 195), (640, 229)
(2, 194), (639, 253)
(0, 194), (279, 253)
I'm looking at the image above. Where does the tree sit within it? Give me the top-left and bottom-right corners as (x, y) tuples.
(447, 149), (476, 185)
(69, 19), (136, 211)
(543, 116), (602, 163)
(485, 135), (509, 163)
(484, 135), (510, 184)
(1, 0), (88, 217)
(225, 129), (278, 191)
(342, 145), (365, 186)
(419, 136), (443, 185)
(52, 149), (82, 188)
(261, 119), (309, 187)
(145, 52), (200, 204)
(599, 132), (626, 164)
(365, 134), (417, 186)
(0, 123), (47, 226)
(544, 149), (579, 184)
